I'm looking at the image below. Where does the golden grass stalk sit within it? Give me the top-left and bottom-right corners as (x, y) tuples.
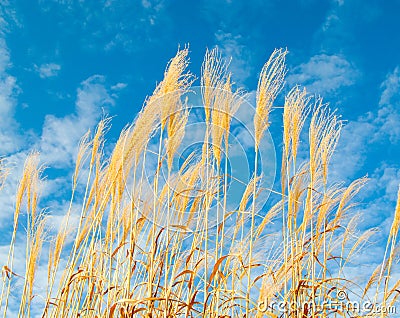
(201, 47), (229, 122)
(254, 48), (287, 150)
(19, 217), (46, 318)
(1, 153), (42, 317)
(249, 48), (287, 316)
(376, 187), (400, 308)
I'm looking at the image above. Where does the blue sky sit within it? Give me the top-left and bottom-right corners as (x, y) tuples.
(1, 0), (400, 307)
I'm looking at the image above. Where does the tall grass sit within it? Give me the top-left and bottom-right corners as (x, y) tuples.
(0, 48), (399, 317)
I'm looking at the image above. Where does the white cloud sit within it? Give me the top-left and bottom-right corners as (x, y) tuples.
(40, 75), (114, 167)
(379, 67), (400, 107)
(0, 38), (11, 73)
(373, 166), (400, 200)
(372, 67), (400, 143)
(328, 66), (400, 182)
(111, 82), (128, 91)
(373, 106), (400, 143)
(287, 54), (359, 95)
(329, 120), (374, 182)
(321, 12), (340, 33)
(65, 1), (168, 52)
(0, 35), (22, 154)
(0, 1), (21, 35)
(215, 31), (253, 85)
(356, 166), (400, 240)
(35, 63), (61, 78)
(0, 73), (117, 230)
(141, 0), (164, 11)
(341, 66), (400, 148)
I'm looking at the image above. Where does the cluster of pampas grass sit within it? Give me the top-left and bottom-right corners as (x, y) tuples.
(0, 48), (399, 317)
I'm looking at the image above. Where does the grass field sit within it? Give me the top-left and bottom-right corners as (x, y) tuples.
(0, 48), (399, 317)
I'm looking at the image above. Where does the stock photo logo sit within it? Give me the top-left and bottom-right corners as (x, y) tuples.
(258, 289), (398, 316)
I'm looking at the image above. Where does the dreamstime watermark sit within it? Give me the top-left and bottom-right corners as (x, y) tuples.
(258, 290), (397, 315)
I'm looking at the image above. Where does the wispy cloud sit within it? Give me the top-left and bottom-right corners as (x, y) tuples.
(35, 63), (61, 78)
(111, 82), (128, 91)
(0, 0), (21, 35)
(356, 165), (400, 239)
(0, 36), (22, 154)
(329, 120), (374, 181)
(372, 165), (400, 200)
(140, 0), (164, 11)
(317, 1), (383, 53)
(287, 54), (359, 95)
(379, 67), (400, 106)
(329, 65), (400, 182)
(215, 31), (253, 85)
(0, 74), (116, 228)
(373, 67), (400, 143)
(47, 0), (169, 53)
(40, 74), (114, 167)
